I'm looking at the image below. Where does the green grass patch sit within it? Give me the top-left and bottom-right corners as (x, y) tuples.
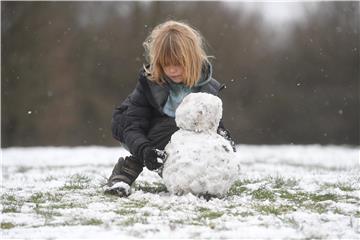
(122, 217), (137, 226)
(28, 192), (63, 204)
(170, 219), (185, 225)
(322, 182), (357, 192)
(122, 199), (148, 209)
(45, 175), (58, 181)
(254, 204), (295, 215)
(279, 190), (308, 204)
(82, 218), (103, 225)
(282, 217), (300, 229)
(30, 192), (47, 204)
(1, 206), (18, 213)
(227, 178), (270, 196)
(225, 204), (238, 209)
(354, 211), (360, 218)
(1, 222), (16, 229)
(279, 190), (340, 204)
(343, 194), (360, 204)
(133, 182), (168, 194)
(122, 216), (148, 226)
(16, 166), (32, 173)
(278, 190), (355, 214)
(49, 202), (85, 209)
(303, 202), (329, 214)
(228, 181), (248, 196)
(228, 178), (265, 196)
(238, 211), (254, 217)
(338, 183), (357, 192)
(251, 187), (276, 201)
(2, 194), (17, 202)
(57, 217), (104, 227)
(32, 205), (62, 226)
(228, 210), (254, 218)
(34, 205), (62, 217)
(308, 193), (338, 202)
(59, 174), (92, 191)
(115, 208), (137, 215)
(149, 203), (172, 211)
(29, 193), (65, 219)
(269, 176), (299, 189)
(333, 207), (347, 215)
(1, 193), (24, 213)
(197, 207), (224, 220)
(143, 211), (151, 217)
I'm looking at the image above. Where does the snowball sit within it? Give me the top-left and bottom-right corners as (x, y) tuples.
(162, 93), (239, 197)
(175, 92), (222, 132)
(163, 131), (238, 197)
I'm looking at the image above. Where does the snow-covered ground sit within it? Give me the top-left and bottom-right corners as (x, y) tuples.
(1, 145), (359, 239)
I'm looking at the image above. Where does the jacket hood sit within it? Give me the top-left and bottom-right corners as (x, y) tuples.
(195, 61), (213, 87)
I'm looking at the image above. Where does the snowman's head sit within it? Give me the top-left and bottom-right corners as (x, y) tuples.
(175, 92), (222, 132)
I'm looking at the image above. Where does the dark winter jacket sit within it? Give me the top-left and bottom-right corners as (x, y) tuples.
(111, 65), (225, 159)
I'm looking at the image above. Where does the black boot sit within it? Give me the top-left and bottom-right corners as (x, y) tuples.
(104, 156), (143, 197)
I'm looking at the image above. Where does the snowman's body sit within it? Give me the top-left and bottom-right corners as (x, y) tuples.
(162, 93), (239, 197)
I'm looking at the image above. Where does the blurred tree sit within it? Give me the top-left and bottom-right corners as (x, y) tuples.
(1, 1), (359, 147)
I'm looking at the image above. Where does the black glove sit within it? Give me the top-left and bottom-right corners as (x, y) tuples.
(142, 147), (168, 170)
(217, 127), (236, 152)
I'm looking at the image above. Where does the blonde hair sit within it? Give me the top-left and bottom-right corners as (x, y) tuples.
(143, 20), (209, 87)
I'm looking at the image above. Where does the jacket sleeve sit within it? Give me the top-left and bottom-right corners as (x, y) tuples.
(111, 81), (152, 159)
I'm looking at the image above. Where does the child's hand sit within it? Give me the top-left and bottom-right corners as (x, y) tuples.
(154, 149), (168, 163)
(142, 147), (167, 170)
(217, 127), (237, 152)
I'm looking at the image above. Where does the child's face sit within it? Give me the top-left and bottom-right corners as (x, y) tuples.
(163, 65), (184, 84)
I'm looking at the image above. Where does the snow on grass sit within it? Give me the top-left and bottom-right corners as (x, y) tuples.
(1, 145), (359, 238)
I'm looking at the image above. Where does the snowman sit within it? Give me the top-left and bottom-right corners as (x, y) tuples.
(162, 92), (239, 197)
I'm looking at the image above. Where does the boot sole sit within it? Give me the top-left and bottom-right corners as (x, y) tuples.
(104, 187), (129, 197)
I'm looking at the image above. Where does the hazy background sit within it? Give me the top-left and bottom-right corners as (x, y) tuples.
(1, 1), (359, 147)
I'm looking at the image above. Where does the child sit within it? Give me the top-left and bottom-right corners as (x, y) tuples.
(105, 20), (235, 197)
